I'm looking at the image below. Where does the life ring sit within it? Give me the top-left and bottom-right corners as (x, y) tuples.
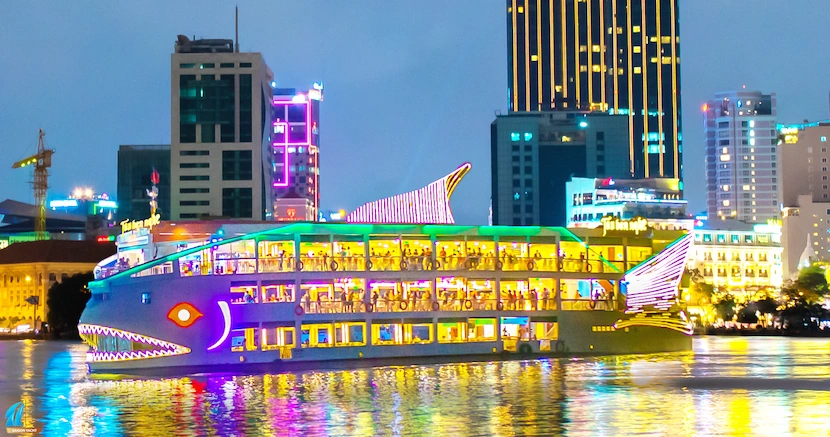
(366, 303), (374, 313)
(527, 261), (535, 271)
(297, 261), (304, 271)
(400, 260), (408, 271)
(434, 260), (441, 270)
(589, 298), (597, 310)
(464, 299), (473, 310)
(518, 343), (533, 355)
(495, 261), (503, 270)
(294, 305), (304, 316)
(431, 301), (440, 311)
(558, 261), (564, 271)
(399, 300), (409, 311)
(366, 260), (373, 270)
(586, 263), (593, 273)
(554, 340), (565, 352)
(496, 301), (504, 311)
(331, 260), (339, 271)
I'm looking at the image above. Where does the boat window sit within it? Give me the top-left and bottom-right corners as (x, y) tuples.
(230, 283), (258, 304)
(499, 280), (529, 310)
(214, 240), (256, 275)
(261, 282), (295, 303)
(300, 282), (333, 314)
(300, 323), (333, 348)
(231, 327), (258, 352)
(436, 277), (469, 311)
(527, 239), (557, 272)
(298, 239), (333, 272)
(435, 239), (466, 271)
(258, 240), (295, 273)
(262, 327), (294, 350)
(371, 323), (433, 345)
(437, 321), (468, 343)
(531, 321), (559, 341)
(332, 236), (365, 272)
(334, 322), (366, 346)
(529, 278), (557, 310)
(500, 317), (529, 340)
(400, 238), (432, 271)
(368, 237), (401, 271)
(467, 318), (497, 342)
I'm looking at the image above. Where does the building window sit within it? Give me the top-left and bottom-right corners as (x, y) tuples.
(823, 136), (827, 142)
(223, 188), (253, 218)
(179, 163), (209, 169)
(141, 292), (152, 304)
(179, 63), (195, 68)
(512, 166), (520, 175)
(180, 200), (209, 206)
(222, 150), (253, 180)
(179, 175), (209, 181)
(200, 63), (215, 69)
(220, 63), (234, 68)
(239, 74), (252, 142)
(511, 132), (520, 142)
(180, 188), (210, 194)
(524, 166), (532, 174)
(179, 150), (209, 156)
(524, 133), (533, 141)
(240, 62), (252, 68)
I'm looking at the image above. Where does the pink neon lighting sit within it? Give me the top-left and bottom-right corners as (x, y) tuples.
(614, 233), (694, 335)
(207, 301), (232, 351)
(346, 163), (471, 224)
(78, 324), (191, 362)
(271, 96), (318, 212)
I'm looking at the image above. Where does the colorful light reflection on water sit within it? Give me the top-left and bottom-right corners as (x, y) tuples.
(2, 337), (830, 436)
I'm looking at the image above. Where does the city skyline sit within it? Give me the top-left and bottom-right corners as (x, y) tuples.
(3, 1), (830, 224)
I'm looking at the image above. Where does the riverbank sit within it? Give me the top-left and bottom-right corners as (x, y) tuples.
(699, 327), (830, 337)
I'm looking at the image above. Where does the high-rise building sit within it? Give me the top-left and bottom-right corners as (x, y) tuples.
(170, 36), (273, 220)
(506, 0), (682, 180)
(779, 121), (830, 275)
(271, 85), (322, 221)
(491, 111), (630, 226)
(117, 145), (171, 222)
(703, 90), (778, 222)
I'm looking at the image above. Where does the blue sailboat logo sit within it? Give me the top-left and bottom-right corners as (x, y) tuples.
(5, 401), (24, 427)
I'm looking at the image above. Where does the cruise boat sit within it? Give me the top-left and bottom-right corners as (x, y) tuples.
(79, 222), (694, 374)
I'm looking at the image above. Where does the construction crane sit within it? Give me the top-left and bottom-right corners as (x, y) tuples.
(12, 129), (55, 241)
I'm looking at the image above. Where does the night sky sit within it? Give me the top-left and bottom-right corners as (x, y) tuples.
(2, 1), (829, 224)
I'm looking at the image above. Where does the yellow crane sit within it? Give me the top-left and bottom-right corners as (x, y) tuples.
(12, 129), (55, 240)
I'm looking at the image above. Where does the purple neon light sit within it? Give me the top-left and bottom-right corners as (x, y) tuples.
(346, 163), (471, 224)
(207, 301), (232, 351)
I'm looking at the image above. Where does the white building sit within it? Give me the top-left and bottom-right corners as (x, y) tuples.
(703, 90), (779, 223)
(565, 177), (692, 232)
(170, 36), (273, 220)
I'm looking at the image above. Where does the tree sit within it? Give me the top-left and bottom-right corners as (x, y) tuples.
(46, 272), (93, 339)
(713, 294), (737, 322)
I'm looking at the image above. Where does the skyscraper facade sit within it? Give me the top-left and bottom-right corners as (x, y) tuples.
(491, 111), (630, 226)
(271, 86), (322, 221)
(506, 0), (682, 180)
(170, 36), (273, 220)
(117, 144), (171, 222)
(703, 90), (778, 222)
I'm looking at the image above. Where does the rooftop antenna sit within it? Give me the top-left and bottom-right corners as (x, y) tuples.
(235, 6), (239, 53)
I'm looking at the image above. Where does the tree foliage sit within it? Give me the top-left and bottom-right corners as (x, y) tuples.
(713, 293), (737, 321)
(46, 272), (93, 338)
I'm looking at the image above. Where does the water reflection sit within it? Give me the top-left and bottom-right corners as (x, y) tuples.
(1, 337), (830, 436)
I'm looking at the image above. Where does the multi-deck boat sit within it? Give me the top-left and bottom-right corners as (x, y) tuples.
(79, 222), (694, 374)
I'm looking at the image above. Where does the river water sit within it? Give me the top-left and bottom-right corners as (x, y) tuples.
(1, 337), (830, 436)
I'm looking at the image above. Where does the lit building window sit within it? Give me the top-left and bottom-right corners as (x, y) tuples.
(524, 132), (533, 141)
(633, 25), (641, 33)
(517, 6), (524, 13)
(633, 67), (642, 74)
(661, 36), (671, 43)
(592, 45), (601, 52)
(511, 132), (520, 142)
(823, 136), (828, 142)
(633, 46), (641, 53)
(531, 54), (538, 62)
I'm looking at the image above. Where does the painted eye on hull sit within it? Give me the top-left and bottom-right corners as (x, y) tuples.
(167, 302), (203, 328)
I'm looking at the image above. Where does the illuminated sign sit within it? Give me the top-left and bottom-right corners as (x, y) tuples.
(600, 216), (650, 236)
(753, 218), (782, 234)
(120, 214), (160, 233)
(97, 200), (118, 209)
(49, 199), (79, 208)
(779, 127), (799, 134)
(308, 89), (322, 101)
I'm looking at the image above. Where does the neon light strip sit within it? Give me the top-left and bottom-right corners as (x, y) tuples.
(614, 311), (693, 336)
(78, 324), (191, 362)
(207, 301), (231, 351)
(346, 163), (470, 224)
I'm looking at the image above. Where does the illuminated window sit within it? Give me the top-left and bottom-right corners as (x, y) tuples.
(301, 323), (334, 348)
(467, 318), (497, 342)
(649, 36), (657, 42)
(438, 321), (468, 343)
(661, 36), (671, 43)
(231, 327), (258, 352)
(633, 25), (641, 33)
(141, 292), (151, 304)
(334, 322), (366, 347)
(650, 57), (658, 63)
(517, 6), (524, 13)
(261, 327), (295, 351)
(662, 57), (671, 64)
(823, 136), (828, 142)
(592, 45), (601, 52)
(580, 65), (588, 72)
(372, 323), (433, 345)
(633, 46), (641, 54)
(531, 54), (538, 62)
(511, 132), (520, 142)
(592, 65), (601, 72)
(579, 45), (587, 52)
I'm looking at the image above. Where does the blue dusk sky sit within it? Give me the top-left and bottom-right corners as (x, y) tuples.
(1, 1), (829, 223)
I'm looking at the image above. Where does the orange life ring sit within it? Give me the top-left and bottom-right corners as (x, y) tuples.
(434, 260), (441, 270)
(399, 300), (409, 311)
(431, 301), (440, 311)
(366, 303), (374, 313)
(294, 305), (304, 316)
(464, 299), (473, 310)
(297, 261), (304, 271)
(527, 261), (535, 271)
(366, 260), (373, 270)
(331, 260), (339, 271)
(586, 263), (593, 273)
(496, 301), (504, 311)
(495, 261), (503, 270)
(400, 260), (408, 270)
